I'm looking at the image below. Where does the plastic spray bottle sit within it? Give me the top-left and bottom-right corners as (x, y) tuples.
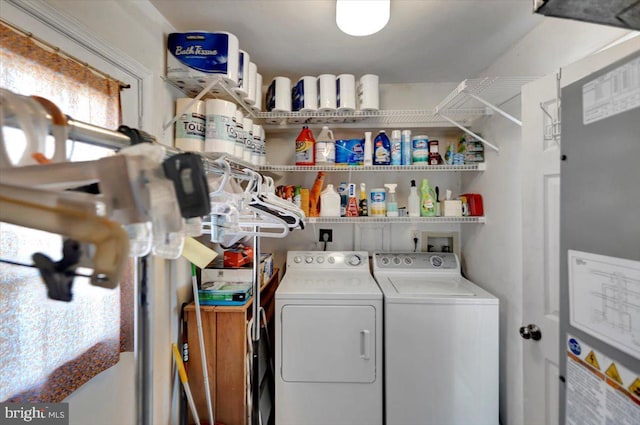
(363, 132), (373, 166)
(420, 178), (437, 217)
(359, 183), (368, 216)
(385, 183), (398, 217)
(408, 179), (420, 217)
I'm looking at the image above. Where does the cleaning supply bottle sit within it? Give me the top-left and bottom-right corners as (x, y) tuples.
(420, 178), (437, 217)
(315, 125), (335, 164)
(363, 131), (373, 166)
(346, 183), (360, 217)
(295, 125), (315, 165)
(359, 182), (368, 216)
(308, 171), (326, 217)
(390, 130), (402, 165)
(384, 183), (398, 217)
(338, 181), (348, 217)
(319, 184), (341, 217)
(408, 179), (420, 217)
(373, 130), (391, 165)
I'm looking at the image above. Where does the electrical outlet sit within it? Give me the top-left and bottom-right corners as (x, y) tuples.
(319, 229), (333, 242)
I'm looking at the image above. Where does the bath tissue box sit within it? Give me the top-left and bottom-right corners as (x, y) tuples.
(442, 200), (463, 217)
(167, 31), (239, 85)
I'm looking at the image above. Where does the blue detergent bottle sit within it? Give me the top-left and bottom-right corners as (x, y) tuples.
(373, 130), (391, 165)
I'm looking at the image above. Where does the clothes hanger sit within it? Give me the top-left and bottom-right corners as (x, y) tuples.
(0, 182), (129, 290)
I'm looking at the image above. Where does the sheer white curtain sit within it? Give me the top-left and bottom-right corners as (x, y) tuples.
(0, 22), (132, 402)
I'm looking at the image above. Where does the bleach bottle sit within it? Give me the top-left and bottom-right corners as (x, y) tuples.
(373, 130), (391, 165)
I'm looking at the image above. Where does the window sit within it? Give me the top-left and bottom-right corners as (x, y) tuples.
(0, 21), (134, 402)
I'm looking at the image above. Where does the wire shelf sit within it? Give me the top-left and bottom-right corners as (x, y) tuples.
(436, 77), (540, 112)
(259, 163), (486, 172)
(307, 216), (485, 224)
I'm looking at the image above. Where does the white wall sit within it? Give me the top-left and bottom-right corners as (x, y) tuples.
(461, 17), (632, 425)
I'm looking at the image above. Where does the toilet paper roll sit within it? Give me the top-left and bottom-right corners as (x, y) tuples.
(205, 99), (237, 154)
(358, 74), (379, 111)
(251, 123), (262, 165)
(234, 49), (250, 98)
(317, 74), (337, 112)
(292, 76), (318, 112)
(246, 62), (258, 106)
(243, 117), (254, 162)
(174, 98), (205, 152)
(259, 125), (267, 165)
(234, 109), (245, 158)
(167, 31), (239, 86)
(251, 73), (263, 113)
(266, 77), (292, 112)
(337, 74), (356, 111)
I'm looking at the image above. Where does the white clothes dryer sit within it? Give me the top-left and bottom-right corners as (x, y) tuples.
(372, 252), (499, 425)
(276, 251), (383, 425)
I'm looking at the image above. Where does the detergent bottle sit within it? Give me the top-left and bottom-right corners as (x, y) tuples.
(420, 178), (437, 217)
(373, 130), (391, 165)
(319, 184), (341, 217)
(315, 125), (335, 164)
(295, 125), (315, 165)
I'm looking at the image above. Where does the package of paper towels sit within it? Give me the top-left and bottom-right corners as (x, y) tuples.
(167, 31), (239, 85)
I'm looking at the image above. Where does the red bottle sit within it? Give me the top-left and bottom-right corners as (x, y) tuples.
(295, 126), (315, 165)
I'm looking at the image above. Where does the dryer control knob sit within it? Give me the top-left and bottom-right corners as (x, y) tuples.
(347, 254), (362, 266)
(393, 257), (401, 265)
(381, 257), (390, 265)
(328, 256), (335, 264)
(293, 256), (302, 264)
(316, 256), (325, 264)
(305, 256), (314, 264)
(404, 257), (413, 265)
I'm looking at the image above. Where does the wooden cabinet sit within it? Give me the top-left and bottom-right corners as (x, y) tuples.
(185, 269), (279, 425)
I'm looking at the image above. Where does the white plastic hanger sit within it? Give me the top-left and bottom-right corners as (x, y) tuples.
(0, 182), (129, 288)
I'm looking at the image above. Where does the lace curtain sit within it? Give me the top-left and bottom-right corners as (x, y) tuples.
(0, 22), (133, 402)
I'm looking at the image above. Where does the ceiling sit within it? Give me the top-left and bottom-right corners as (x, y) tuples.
(150, 0), (543, 84)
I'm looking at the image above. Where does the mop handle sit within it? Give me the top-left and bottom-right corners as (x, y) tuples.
(172, 343), (201, 425)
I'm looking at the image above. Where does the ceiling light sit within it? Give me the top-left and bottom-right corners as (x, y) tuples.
(336, 0), (390, 37)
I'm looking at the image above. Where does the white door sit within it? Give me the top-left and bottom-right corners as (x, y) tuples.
(521, 37), (640, 425)
(522, 73), (562, 425)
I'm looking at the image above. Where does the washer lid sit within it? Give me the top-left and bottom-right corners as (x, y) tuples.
(388, 276), (476, 296)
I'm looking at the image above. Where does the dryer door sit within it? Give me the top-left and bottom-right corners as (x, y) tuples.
(281, 304), (376, 383)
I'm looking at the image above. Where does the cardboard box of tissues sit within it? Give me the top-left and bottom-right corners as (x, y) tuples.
(442, 200), (463, 217)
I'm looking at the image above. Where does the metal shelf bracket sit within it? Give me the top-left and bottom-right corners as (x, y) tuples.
(436, 112), (500, 152)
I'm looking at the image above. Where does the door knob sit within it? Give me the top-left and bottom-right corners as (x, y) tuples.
(519, 324), (542, 341)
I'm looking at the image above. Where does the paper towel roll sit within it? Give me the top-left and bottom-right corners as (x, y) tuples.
(234, 49), (250, 98)
(251, 123), (262, 165)
(358, 74), (379, 111)
(251, 73), (263, 113)
(246, 62), (258, 106)
(337, 74), (356, 111)
(174, 98), (205, 152)
(266, 77), (292, 113)
(318, 74), (337, 112)
(205, 99), (237, 154)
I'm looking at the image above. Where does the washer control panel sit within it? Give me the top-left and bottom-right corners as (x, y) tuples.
(287, 251), (369, 270)
(373, 252), (459, 271)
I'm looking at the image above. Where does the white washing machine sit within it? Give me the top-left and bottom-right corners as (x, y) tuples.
(275, 251), (383, 425)
(372, 252), (499, 425)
